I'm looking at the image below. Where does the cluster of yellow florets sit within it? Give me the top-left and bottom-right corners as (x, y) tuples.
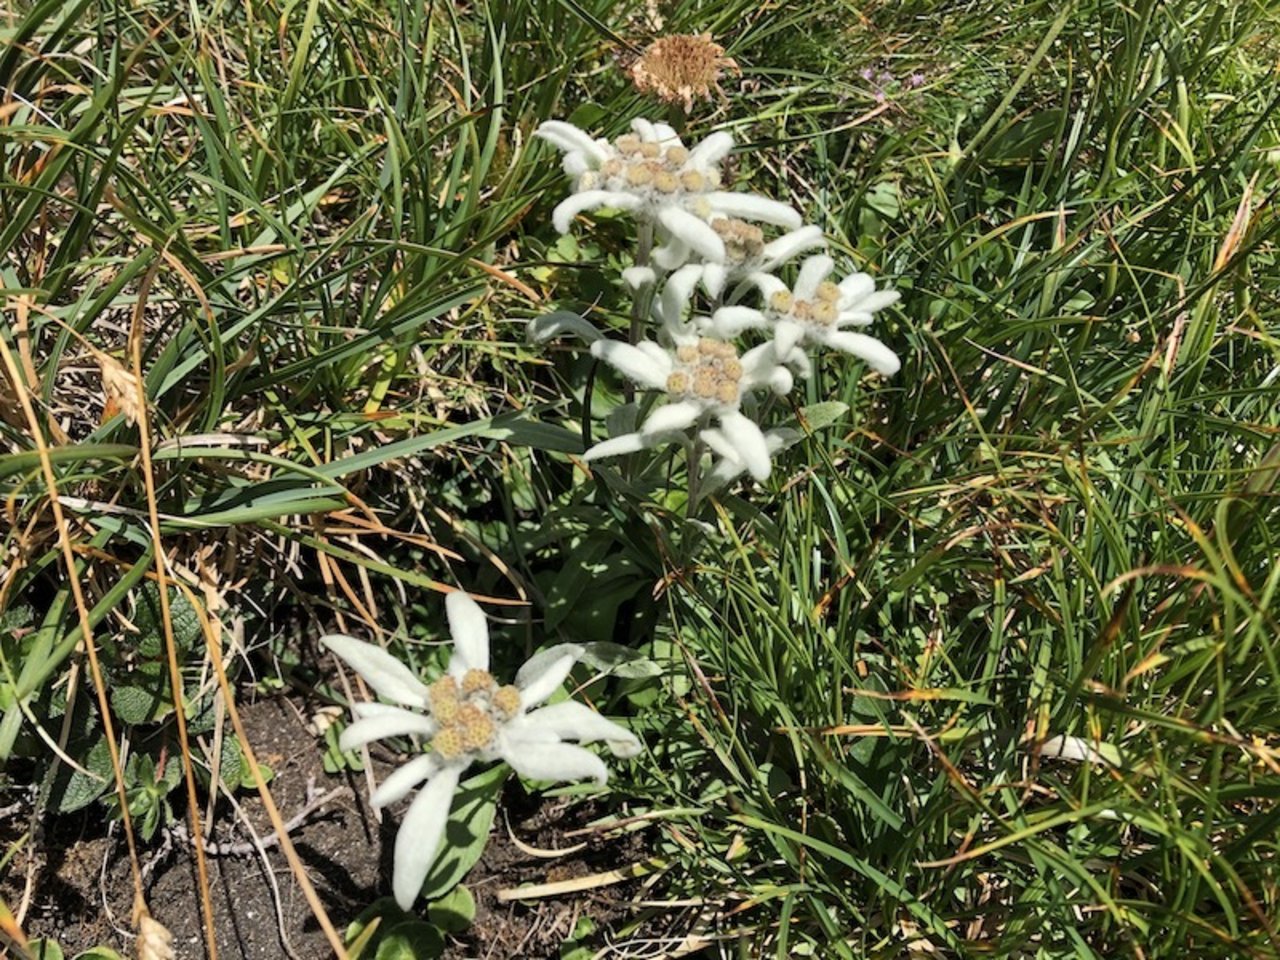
(769, 280), (842, 328)
(665, 337), (743, 406)
(712, 219), (765, 266)
(427, 670), (522, 761)
(579, 134), (721, 199)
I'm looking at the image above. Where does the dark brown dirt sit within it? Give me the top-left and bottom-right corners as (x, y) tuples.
(0, 693), (655, 959)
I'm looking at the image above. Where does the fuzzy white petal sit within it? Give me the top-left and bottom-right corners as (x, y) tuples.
(527, 310), (602, 345)
(825, 331), (901, 376)
(846, 289), (900, 314)
(837, 272), (876, 303)
(774, 319), (806, 358)
(700, 262), (728, 298)
(514, 643), (584, 691)
(767, 365), (795, 395)
(749, 271), (788, 300)
(1039, 735), (1121, 766)
(716, 411), (772, 481)
(631, 340), (670, 368)
(698, 427), (741, 464)
(650, 238), (692, 271)
(703, 427), (798, 492)
(392, 765), (461, 910)
(740, 341), (782, 382)
(590, 340), (672, 389)
(760, 226), (827, 269)
(503, 741), (610, 785)
(517, 650), (580, 709)
(652, 122), (681, 144)
(740, 343), (794, 394)
(371, 753), (440, 809)
(583, 433), (649, 461)
(339, 709), (437, 752)
(321, 635), (431, 709)
(706, 455), (748, 489)
(522, 701), (642, 757)
(709, 306), (767, 337)
(352, 701), (411, 720)
(445, 591), (489, 675)
(660, 264), (703, 326)
(641, 400), (701, 436)
(552, 191), (642, 233)
(706, 192), (802, 229)
(622, 266), (657, 291)
(535, 121), (610, 163)
(794, 255), (834, 301)
(657, 207), (726, 261)
(631, 118), (658, 141)
(688, 131), (735, 168)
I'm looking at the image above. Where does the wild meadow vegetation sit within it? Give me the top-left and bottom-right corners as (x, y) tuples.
(2, 0), (1279, 957)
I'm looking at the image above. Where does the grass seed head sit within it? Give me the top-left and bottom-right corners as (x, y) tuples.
(98, 354), (143, 426)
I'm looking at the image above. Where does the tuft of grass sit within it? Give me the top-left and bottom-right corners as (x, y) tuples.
(2, 0), (1278, 957)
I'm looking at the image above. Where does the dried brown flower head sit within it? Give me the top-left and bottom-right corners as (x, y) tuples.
(98, 353), (143, 426)
(629, 33), (738, 113)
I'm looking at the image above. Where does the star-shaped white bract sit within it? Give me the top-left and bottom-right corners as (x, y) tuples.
(535, 118), (802, 263)
(322, 592), (641, 910)
(650, 263), (767, 343)
(585, 325), (791, 482)
(750, 254), (901, 377)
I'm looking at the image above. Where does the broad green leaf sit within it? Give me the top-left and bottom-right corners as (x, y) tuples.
(27, 939), (66, 960)
(579, 641), (662, 679)
(46, 735), (111, 814)
(426, 884), (475, 933)
(374, 921), (443, 960)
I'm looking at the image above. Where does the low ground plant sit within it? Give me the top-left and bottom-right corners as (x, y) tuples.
(1, 1), (1278, 958)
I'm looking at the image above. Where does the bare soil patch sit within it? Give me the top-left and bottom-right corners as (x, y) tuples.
(1, 692), (652, 958)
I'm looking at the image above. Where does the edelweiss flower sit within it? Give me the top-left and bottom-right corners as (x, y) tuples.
(535, 118), (801, 262)
(322, 592), (641, 910)
(586, 330), (791, 481)
(655, 221), (827, 298)
(651, 263), (766, 342)
(751, 254), (901, 377)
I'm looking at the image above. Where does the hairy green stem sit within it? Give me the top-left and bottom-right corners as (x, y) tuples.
(686, 432), (706, 520)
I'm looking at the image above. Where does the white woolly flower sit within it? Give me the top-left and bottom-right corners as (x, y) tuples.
(322, 592), (641, 911)
(658, 222), (828, 298)
(535, 118), (801, 263)
(586, 327), (792, 481)
(750, 254), (901, 377)
(650, 263), (767, 343)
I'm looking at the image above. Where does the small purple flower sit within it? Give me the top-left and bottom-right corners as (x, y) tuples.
(859, 66), (875, 81)
(908, 72), (926, 88)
